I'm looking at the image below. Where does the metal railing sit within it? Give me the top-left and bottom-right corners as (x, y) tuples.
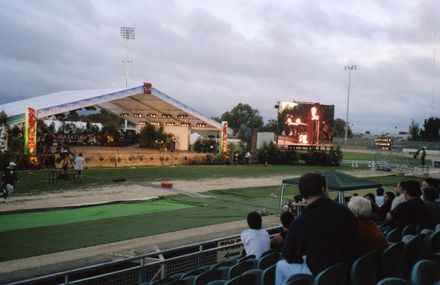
(7, 226), (281, 285)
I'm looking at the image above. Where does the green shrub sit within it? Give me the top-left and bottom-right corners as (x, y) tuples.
(258, 143), (342, 166)
(257, 142), (299, 165)
(301, 145), (343, 166)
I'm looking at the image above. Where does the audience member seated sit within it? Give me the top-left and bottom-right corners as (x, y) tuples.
(375, 187), (385, 206)
(391, 182), (406, 210)
(364, 193), (382, 221)
(422, 187), (440, 226)
(271, 211), (294, 251)
(421, 178), (440, 201)
(275, 172), (364, 285)
(386, 180), (429, 229)
(348, 196), (388, 253)
(240, 211), (270, 258)
(380, 191), (395, 220)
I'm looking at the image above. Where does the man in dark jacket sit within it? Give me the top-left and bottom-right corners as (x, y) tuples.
(275, 172), (364, 285)
(387, 180), (430, 228)
(2, 161), (18, 203)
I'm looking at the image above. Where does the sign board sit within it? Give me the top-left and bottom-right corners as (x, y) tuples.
(216, 237), (242, 263)
(374, 138), (393, 150)
(24, 107), (37, 156)
(220, 121), (228, 158)
(144, 82), (152, 94)
(0, 124), (7, 153)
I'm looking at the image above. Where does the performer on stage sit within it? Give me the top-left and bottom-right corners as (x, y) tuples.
(307, 106), (320, 145)
(285, 115), (307, 142)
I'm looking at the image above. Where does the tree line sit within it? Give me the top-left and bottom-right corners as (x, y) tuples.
(409, 117), (440, 141)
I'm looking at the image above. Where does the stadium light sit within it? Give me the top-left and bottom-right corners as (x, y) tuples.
(120, 27), (135, 88)
(344, 65), (357, 144)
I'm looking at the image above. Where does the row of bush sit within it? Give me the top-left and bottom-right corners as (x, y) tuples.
(256, 142), (343, 166)
(190, 139), (343, 166)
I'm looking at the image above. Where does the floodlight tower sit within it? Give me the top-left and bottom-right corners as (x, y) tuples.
(120, 26), (135, 88)
(344, 65), (356, 144)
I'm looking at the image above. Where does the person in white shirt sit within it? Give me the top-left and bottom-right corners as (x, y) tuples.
(245, 151), (251, 166)
(391, 182), (406, 210)
(74, 153), (85, 183)
(240, 211), (270, 258)
(375, 187), (384, 207)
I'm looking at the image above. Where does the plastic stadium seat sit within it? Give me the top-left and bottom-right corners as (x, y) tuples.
(416, 223), (430, 234)
(205, 281), (226, 285)
(182, 268), (207, 279)
(430, 229), (440, 254)
(401, 234), (415, 243)
(351, 251), (378, 285)
(260, 249), (278, 258)
(380, 241), (404, 279)
(261, 264), (276, 285)
(150, 277), (176, 285)
(166, 280), (189, 285)
(313, 262), (348, 285)
(225, 273), (257, 285)
(410, 259), (440, 285)
(193, 268), (224, 285)
(211, 260), (237, 270)
(227, 259), (255, 279)
(401, 234), (425, 279)
(386, 228), (402, 243)
(420, 228), (434, 237)
(402, 224), (417, 236)
(258, 252), (280, 270)
(375, 278), (410, 285)
(237, 254), (256, 263)
(242, 268), (263, 283)
(283, 273), (314, 285)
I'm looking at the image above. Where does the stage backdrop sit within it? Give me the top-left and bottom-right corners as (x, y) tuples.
(163, 125), (190, 151)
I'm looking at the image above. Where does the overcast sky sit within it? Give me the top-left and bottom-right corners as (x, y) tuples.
(1, 0), (439, 134)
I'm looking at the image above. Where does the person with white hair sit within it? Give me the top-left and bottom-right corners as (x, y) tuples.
(2, 161), (18, 203)
(348, 196), (388, 253)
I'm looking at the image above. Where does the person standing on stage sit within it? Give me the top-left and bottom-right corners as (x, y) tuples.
(74, 153), (85, 183)
(2, 162), (18, 203)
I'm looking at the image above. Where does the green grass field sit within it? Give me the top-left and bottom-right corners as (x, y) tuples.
(0, 199), (200, 232)
(0, 171), (417, 262)
(15, 164), (364, 195)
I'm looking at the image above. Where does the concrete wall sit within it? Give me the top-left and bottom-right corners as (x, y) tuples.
(70, 147), (207, 168)
(256, 132), (275, 149)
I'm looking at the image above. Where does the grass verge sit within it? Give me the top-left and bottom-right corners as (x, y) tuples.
(0, 174), (419, 262)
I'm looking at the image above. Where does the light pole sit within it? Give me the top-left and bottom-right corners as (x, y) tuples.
(120, 27), (135, 88)
(344, 65), (356, 144)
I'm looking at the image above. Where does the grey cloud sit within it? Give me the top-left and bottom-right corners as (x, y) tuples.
(0, 0), (438, 134)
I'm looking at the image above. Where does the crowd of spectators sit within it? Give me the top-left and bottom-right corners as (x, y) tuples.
(240, 173), (440, 285)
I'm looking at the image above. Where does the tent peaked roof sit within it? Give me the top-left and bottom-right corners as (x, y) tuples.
(0, 84), (221, 131)
(282, 170), (382, 192)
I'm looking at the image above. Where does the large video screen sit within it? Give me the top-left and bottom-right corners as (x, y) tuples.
(277, 102), (334, 146)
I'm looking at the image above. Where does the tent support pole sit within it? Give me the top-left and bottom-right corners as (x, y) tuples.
(279, 184), (286, 208)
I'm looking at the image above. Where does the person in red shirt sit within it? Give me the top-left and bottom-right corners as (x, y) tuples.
(348, 196), (388, 253)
